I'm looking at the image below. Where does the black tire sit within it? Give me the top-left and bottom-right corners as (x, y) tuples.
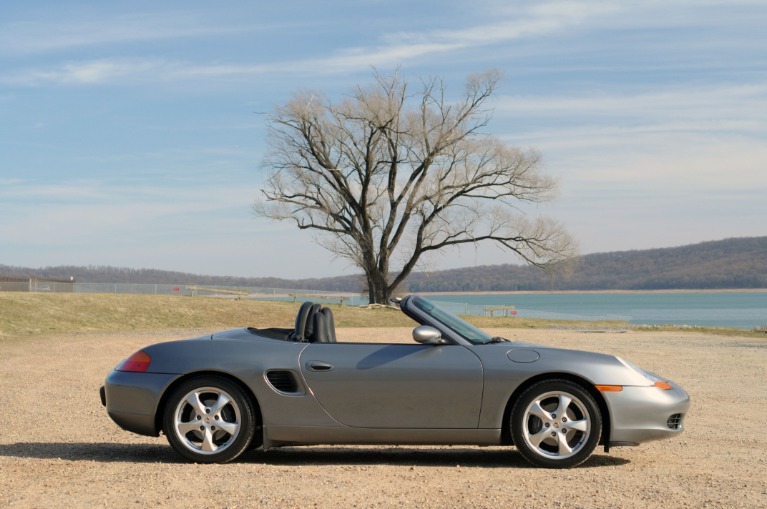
(162, 376), (256, 463)
(510, 379), (601, 468)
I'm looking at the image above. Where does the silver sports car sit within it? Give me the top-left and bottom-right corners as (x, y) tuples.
(100, 295), (689, 468)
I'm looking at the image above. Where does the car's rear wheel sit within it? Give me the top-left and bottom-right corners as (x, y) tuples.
(510, 379), (601, 468)
(162, 376), (256, 463)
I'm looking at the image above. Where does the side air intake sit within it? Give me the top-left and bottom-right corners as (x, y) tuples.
(265, 370), (302, 394)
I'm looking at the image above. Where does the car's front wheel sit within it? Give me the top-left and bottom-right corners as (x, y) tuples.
(510, 379), (601, 468)
(162, 376), (256, 463)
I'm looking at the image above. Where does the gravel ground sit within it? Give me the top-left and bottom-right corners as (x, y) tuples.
(1, 327), (766, 508)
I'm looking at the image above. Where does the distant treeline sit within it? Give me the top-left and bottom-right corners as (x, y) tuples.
(407, 236), (767, 292)
(0, 264), (363, 292)
(2, 236), (766, 292)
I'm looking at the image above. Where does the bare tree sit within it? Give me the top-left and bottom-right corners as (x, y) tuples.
(255, 70), (575, 304)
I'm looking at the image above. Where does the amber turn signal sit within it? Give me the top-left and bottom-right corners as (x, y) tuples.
(595, 385), (623, 392)
(654, 381), (673, 390)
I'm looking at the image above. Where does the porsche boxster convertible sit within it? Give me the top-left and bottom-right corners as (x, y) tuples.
(101, 295), (689, 468)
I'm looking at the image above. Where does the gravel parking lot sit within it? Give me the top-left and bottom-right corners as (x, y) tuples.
(2, 327), (765, 508)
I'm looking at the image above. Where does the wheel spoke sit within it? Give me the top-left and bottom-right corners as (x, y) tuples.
(185, 392), (206, 415)
(527, 427), (549, 448)
(565, 418), (589, 433)
(200, 428), (217, 452)
(528, 400), (551, 421)
(556, 432), (574, 456)
(177, 420), (200, 436)
(209, 393), (231, 415)
(217, 420), (238, 436)
(554, 394), (572, 419)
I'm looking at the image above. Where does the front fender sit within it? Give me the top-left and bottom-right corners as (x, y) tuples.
(477, 345), (654, 429)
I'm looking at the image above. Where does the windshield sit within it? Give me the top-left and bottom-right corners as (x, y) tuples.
(409, 296), (494, 345)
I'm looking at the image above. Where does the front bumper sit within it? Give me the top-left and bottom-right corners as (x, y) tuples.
(603, 381), (690, 445)
(102, 369), (180, 437)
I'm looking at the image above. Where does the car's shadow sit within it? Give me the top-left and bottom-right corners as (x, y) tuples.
(0, 442), (180, 464)
(0, 442), (629, 468)
(251, 447), (629, 469)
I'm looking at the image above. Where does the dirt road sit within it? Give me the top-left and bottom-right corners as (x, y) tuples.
(1, 328), (765, 508)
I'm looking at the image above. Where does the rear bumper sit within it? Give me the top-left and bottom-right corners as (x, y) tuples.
(102, 370), (180, 437)
(603, 381), (690, 444)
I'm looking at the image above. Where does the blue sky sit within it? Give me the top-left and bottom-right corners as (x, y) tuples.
(1, 0), (765, 279)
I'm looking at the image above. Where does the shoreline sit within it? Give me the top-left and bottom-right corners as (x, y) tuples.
(419, 288), (767, 296)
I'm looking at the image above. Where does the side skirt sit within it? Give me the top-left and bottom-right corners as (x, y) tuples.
(262, 426), (502, 450)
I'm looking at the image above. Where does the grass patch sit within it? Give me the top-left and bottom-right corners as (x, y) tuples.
(1, 292), (763, 339)
(469, 314), (767, 337)
(631, 323), (767, 338)
(0, 293), (414, 338)
(466, 315), (633, 330)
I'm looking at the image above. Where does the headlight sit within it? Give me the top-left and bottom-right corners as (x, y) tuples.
(616, 357), (673, 390)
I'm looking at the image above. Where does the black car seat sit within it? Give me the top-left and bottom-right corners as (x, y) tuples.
(303, 304), (322, 339)
(321, 307), (337, 343)
(310, 307), (337, 343)
(292, 302), (317, 341)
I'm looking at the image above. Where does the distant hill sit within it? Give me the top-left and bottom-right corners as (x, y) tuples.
(406, 236), (767, 292)
(0, 264), (361, 292)
(2, 236), (766, 292)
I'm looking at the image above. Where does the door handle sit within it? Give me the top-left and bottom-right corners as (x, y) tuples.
(306, 361), (334, 372)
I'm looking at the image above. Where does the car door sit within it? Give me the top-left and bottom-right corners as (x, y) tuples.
(299, 342), (483, 429)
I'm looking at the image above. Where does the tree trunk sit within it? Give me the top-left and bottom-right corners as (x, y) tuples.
(364, 267), (391, 304)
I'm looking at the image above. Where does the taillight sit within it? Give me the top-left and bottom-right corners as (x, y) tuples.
(116, 350), (151, 372)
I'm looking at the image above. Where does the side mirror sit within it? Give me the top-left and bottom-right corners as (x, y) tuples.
(412, 325), (446, 345)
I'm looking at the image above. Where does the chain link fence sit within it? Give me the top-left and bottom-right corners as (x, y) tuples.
(0, 280), (75, 292)
(5, 281), (367, 307)
(3, 279), (515, 316)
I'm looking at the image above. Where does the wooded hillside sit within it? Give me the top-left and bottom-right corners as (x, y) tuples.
(406, 236), (767, 292)
(2, 236), (765, 292)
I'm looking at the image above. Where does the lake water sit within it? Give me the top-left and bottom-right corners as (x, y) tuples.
(426, 292), (767, 329)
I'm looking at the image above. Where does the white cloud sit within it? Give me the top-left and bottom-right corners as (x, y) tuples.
(0, 2), (677, 85)
(0, 59), (170, 86)
(170, 2), (622, 76)
(0, 13), (263, 56)
(496, 84), (767, 121)
(4, 0), (764, 87)
(494, 83), (767, 179)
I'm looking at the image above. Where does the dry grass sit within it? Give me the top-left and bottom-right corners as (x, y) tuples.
(2, 292), (762, 340)
(0, 293), (414, 338)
